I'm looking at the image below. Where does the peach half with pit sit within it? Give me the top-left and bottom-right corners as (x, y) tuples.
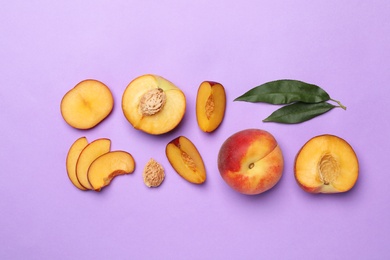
(61, 79), (114, 130)
(122, 74), (186, 135)
(294, 134), (359, 193)
(217, 129), (284, 195)
(196, 81), (226, 132)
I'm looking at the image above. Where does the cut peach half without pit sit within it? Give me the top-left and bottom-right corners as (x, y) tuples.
(166, 136), (206, 184)
(196, 81), (226, 132)
(87, 151), (135, 192)
(122, 74), (186, 135)
(66, 137), (89, 191)
(294, 134), (359, 193)
(61, 79), (114, 130)
(76, 138), (111, 190)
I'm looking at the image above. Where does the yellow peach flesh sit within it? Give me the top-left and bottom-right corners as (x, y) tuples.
(196, 82), (226, 132)
(76, 138), (111, 190)
(122, 74), (186, 135)
(66, 137), (88, 191)
(295, 135), (359, 193)
(166, 136), (206, 184)
(87, 151), (135, 191)
(61, 80), (113, 129)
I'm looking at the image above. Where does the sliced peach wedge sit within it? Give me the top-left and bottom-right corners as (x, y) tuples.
(66, 137), (89, 190)
(122, 74), (186, 135)
(166, 136), (206, 184)
(294, 134), (359, 193)
(61, 79), (114, 130)
(196, 81), (226, 132)
(76, 138), (111, 190)
(87, 151), (135, 191)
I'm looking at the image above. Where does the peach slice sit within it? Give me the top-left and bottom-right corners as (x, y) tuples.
(294, 134), (359, 193)
(122, 74), (186, 135)
(61, 79), (114, 129)
(76, 138), (111, 190)
(66, 137), (89, 191)
(166, 136), (206, 184)
(196, 81), (226, 132)
(87, 151), (135, 191)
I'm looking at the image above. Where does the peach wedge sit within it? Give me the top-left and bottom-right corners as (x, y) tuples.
(76, 138), (111, 190)
(88, 151), (135, 191)
(122, 74), (186, 135)
(166, 136), (206, 184)
(66, 137), (89, 191)
(294, 134), (359, 193)
(196, 81), (226, 132)
(61, 79), (114, 129)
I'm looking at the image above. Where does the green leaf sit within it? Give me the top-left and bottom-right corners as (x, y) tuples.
(234, 79), (330, 104)
(263, 102), (336, 124)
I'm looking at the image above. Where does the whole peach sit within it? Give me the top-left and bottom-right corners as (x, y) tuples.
(217, 129), (284, 195)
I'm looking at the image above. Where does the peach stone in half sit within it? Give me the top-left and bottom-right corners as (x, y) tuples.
(294, 134), (359, 193)
(122, 74), (186, 135)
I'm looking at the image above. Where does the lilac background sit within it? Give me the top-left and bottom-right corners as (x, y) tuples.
(1, 1), (390, 259)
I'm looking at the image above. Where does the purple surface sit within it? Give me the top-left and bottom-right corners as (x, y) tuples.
(1, 1), (389, 259)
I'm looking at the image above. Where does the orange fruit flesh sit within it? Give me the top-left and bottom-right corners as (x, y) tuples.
(295, 135), (359, 193)
(196, 82), (226, 132)
(76, 138), (111, 190)
(61, 80), (113, 129)
(66, 137), (88, 191)
(122, 74), (186, 135)
(166, 136), (206, 184)
(87, 151), (135, 191)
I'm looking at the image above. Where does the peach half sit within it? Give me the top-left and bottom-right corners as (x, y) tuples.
(87, 151), (135, 191)
(66, 137), (89, 191)
(166, 136), (206, 184)
(61, 79), (114, 129)
(196, 81), (226, 132)
(218, 129), (284, 195)
(294, 134), (359, 193)
(122, 74), (186, 135)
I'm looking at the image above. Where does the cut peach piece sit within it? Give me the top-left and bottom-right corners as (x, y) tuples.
(122, 74), (186, 135)
(196, 81), (226, 132)
(61, 79), (114, 129)
(166, 136), (206, 184)
(66, 137), (89, 191)
(294, 134), (359, 193)
(76, 138), (111, 190)
(87, 151), (135, 191)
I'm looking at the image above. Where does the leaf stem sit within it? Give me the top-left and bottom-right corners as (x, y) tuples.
(330, 98), (347, 110)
